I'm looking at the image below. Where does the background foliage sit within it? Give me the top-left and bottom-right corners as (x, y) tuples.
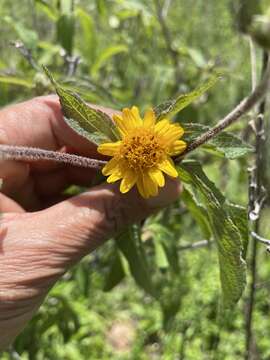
(1, 0), (270, 359)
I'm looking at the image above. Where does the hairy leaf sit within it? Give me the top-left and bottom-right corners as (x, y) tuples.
(178, 161), (246, 308)
(115, 226), (157, 298)
(181, 189), (212, 239)
(183, 123), (253, 159)
(226, 203), (249, 259)
(154, 72), (221, 120)
(43, 66), (120, 145)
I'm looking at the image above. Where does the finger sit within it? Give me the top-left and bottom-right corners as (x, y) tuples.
(0, 160), (29, 194)
(30, 178), (181, 268)
(0, 95), (117, 199)
(0, 193), (25, 213)
(33, 166), (96, 197)
(0, 95), (118, 156)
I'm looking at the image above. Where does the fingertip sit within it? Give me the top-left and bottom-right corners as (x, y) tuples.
(142, 177), (182, 209)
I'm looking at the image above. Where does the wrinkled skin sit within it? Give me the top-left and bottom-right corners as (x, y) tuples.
(0, 95), (181, 349)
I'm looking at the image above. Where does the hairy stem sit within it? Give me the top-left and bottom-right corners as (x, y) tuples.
(1, 52), (270, 169)
(180, 51), (270, 157)
(0, 145), (106, 169)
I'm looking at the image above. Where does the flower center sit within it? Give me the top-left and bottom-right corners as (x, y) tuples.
(120, 128), (164, 170)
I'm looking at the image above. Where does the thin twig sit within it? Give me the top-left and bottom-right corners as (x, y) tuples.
(245, 48), (268, 360)
(179, 52), (270, 158)
(10, 41), (39, 71)
(0, 145), (106, 169)
(177, 239), (213, 251)
(154, 0), (181, 84)
(251, 232), (270, 250)
(1, 54), (270, 170)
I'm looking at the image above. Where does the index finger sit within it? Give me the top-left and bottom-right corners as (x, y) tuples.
(0, 94), (118, 156)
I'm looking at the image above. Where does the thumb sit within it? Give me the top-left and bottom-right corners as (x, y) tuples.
(0, 179), (181, 349)
(36, 178), (182, 268)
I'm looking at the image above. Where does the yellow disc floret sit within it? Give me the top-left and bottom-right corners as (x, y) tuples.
(120, 128), (164, 170)
(98, 106), (187, 198)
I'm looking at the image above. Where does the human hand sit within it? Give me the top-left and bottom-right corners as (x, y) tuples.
(0, 95), (181, 349)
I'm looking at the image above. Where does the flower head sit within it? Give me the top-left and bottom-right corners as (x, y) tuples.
(97, 107), (187, 198)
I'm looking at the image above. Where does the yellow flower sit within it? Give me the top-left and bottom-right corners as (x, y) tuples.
(97, 107), (187, 198)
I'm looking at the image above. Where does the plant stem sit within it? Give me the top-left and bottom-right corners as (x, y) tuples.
(180, 52), (270, 157)
(0, 145), (106, 169)
(1, 53), (270, 170)
(251, 232), (270, 249)
(177, 239), (213, 251)
(154, 0), (181, 84)
(245, 49), (268, 360)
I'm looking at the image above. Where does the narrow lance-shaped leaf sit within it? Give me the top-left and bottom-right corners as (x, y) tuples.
(154, 71), (222, 120)
(43, 66), (120, 145)
(103, 250), (125, 292)
(115, 225), (157, 298)
(0, 76), (33, 88)
(178, 161), (247, 308)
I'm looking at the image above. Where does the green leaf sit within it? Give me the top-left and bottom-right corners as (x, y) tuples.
(234, 0), (261, 33)
(0, 76), (33, 88)
(181, 189), (212, 239)
(154, 240), (169, 269)
(43, 66), (120, 145)
(249, 15), (270, 50)
(183, 123), (253, 159)
(91, 45), (128, 76)
(178, 161), (246, 308)
(76, 8), (97, 63)
(4, 16), (38, 50)
(35, 0), (58, 21)
(115, 225), (157, 298)
(103, 251), (125, 292)
(154, 72), (221, 120)
(226, 203), (249, 260)
(57, 14), (75, 55)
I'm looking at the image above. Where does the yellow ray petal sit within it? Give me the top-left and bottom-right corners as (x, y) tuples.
(107, 169), (123, 183)
(155, 120), (184, 143)
(102, 157), (122, 176)
(144, 108), (156, 127)
(154, 119), (171, 135)
(148, 167), (165, 187)
(143, 173), (158, 197)
(168, 140), (187, 156)
(137, 173), (158, 198)
(113, 114), (130, 137)
(131, 106), (142, 124)
(120, 169), (138, 193)
(162, 125), (185, 145)
(123, 108), (142, 127)
(98, 141), (122, 156)
(158, 157), (178, 178)
(136, 174), (147, 198)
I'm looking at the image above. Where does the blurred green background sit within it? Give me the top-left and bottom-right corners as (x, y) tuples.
(1, 0), (270, 359)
